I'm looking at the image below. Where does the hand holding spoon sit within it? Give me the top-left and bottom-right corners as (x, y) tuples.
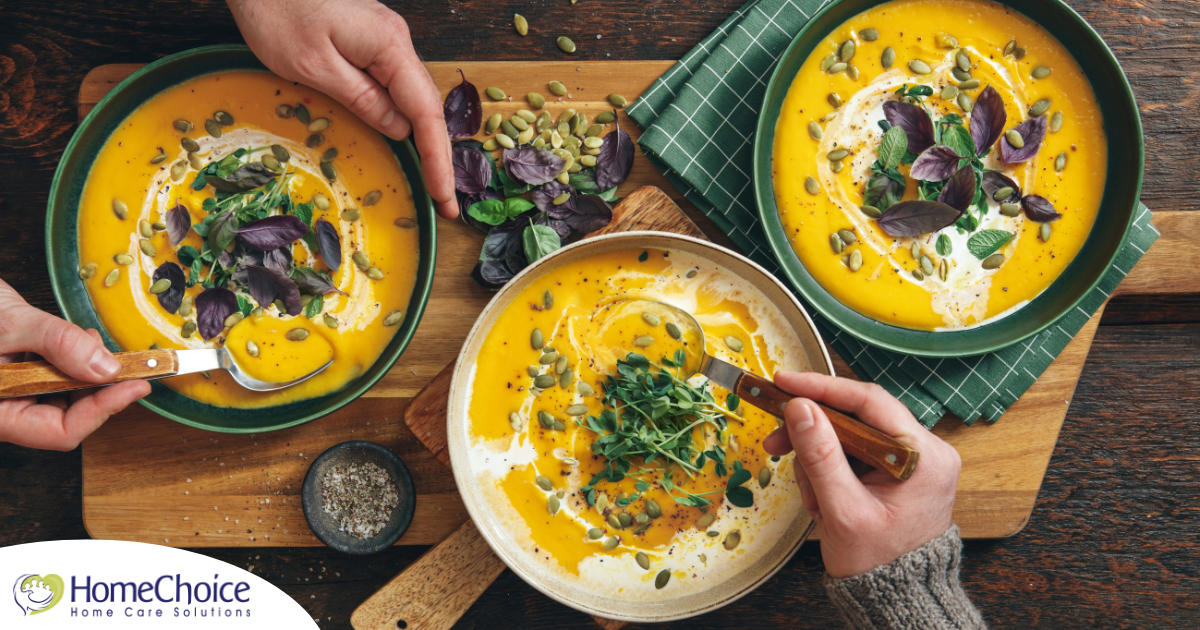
(595, 298), (919, 480)
(0, 347), (332, 399)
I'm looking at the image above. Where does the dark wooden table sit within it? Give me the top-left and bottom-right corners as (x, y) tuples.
(1, 1), (1197, 627)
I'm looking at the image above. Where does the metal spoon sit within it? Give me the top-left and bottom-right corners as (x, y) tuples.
(593, 298), (919, 480)
(0, 347), (332, 399)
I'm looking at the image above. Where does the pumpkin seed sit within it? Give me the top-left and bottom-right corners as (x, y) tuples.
(633, 336), (654, 347)
(224, 312), (244, 329)
(151, 221), (167, 232)
(168, 159), (187, 182)
(913, 269), (925, 281)
(860, 205), (882, 218)
(323, 313), (338, 328)
(958, 78), (981, 90)
(540, 289), (554, 310)
(203, 119), (221, 138)
(394, 217), (418, 230)
(939, 259), (949, 281)
(500, 120), (519, 139)
(937, 84), (958, 101)
(534, 374), (556, 389)
(513, 13), (528, 36)
(537, 411), (554, 429)
(596, 111), (616, 125)
(641, 312), (661, 327)
(352, 251), (370, 270)
(173, 119), (193, 133)
(548, 81), (567, 97)
(274, 299), (286, 312)
(957, 93), (973, 112)
(280, 327), (307, 341)
(320, 161), (337, 181)
(697, 512), (716, 529)
(357, 191), (381, 209)
(724, 530), (741, 550)
(606, 513), (623, 530)
(305, 118), (330, 133)
(179, 295), (194, 317)
(805, 176), (820, 195)
(366, 267), (384, 280)
(860, 28), (879, 41)
(1004, 39), (1017, 57)
(548, 495), (560, 515)
(821, 55), (837, 72)
(496, 134), (516, 149)
(307, 133), (324, 148)
(384, 310), (405, 326)
(848, 249), (864, 272)
(137, 239), (155, 257)
(483, 86), (505, 102)
(510, 116), (529, 133)
(881, 47), (896, 69)
(596, 494), (609, 512)
(535, 475), (554, 491)
(981, 253), (1004, 270)
(618, 513), (632, 528)
(294, 103), (310, 124)
(828, 62), (848, 74)
(603, 537), (619, 550)
(652, 569), (671, 589)
(181, 320), (197, 338)
(835, 40), (854, 64)
(275, 104), (294, 118)
(583, 136), (603, 149)
(827, 93), (843, 109)
(321, 147), (338, 163)
(807, 121), (825, 141)
(587, 527), (604, 540)
(136, 219), (152, 239)
(556, 172), (569, 185)
(150, 151), (167, 165)
(526, 366), (539, 378)
(79, 262), (98, 280)
(213, 110), (233, 126)
(608, 93), (628, 108)
(1032, 66), (1052, 79)
(180, 137), (201, 153)
(557, 36), (576, 53)
(555, 354), (568, 374)
(1055, 152), (1067, 172)
(838, 229), (857, 245)
(724, 336), (744, 353)
(565, 404), (588, 416)
(260, 154), (281, 171)
(912, 242), (922, 260)
(936, 33), (958, 48)
(1028, 98), (1051, 117)
(921, 255), (934, 276)
(185, 151), (202, 170)
(147, 278), (171, 295)
(952, 50), (969, 72)
(686, 269), (698, 278)
(993, 186), (1015, 202)
(540, 351), (559, 365)
(1040, 222), (1052, 242)
(309, 193), (329, 211)
(1000, 202), (1021, 217)
(507, 412), (525, 432)
(830, 159), (845, 173)
(578, 381), (595, 396)
(827, 148), (850, 162)
(1047, 110), (1065, 133)
(758, 466), (772, 488)
(103, 268), (120, 287)
(909, 59), (932, 75)
(242, 340), (259, 358)
(635, 552), (650, 570)
(1005, 129), (1025, 149)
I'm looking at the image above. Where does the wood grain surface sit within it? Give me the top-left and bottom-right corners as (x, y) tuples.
(0, 1), (1197, 628)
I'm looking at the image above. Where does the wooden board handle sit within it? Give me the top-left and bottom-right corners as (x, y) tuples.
(735, 372), (919, 480)
(0, 349), (177, 399)
(350, 521), (506, 630)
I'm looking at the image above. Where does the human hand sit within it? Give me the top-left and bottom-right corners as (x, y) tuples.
(227, 0), (457, 219)
(763, 372), (961, 578)
(0, 279), (150, 451)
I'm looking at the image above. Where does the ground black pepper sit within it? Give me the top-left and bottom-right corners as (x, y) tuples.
(321, 462), (399, 538)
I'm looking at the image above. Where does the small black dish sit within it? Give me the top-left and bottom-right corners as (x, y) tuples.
(301, 440), (416, 555)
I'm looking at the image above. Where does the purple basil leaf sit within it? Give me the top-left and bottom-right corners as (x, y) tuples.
(595, 126), (635, 190)
(263, 246), (293, 274)
(1021, 195), (1063, 222)
(217, 242), (261, 271)
(503, 146), (566, 186)
(970, 86), (1007, 157)
(533, 181), (577, 215)
(459, 189), (504, 233)
(472, 261), (513, 290)
(453, 143), (492, 194)
(565, 194), (614, 233)
(195, 287), (239, 340)
(982, 171), (1022, 203)
(206, 163), (278, 193)
(165, 202), (192, 247)
(234, 265), (302, 316)
(534, 214), (573, 241)
(1001, 116), (1048, 164)
(152, 261), (185, 314)
(291, 266), (347, 296)
(909, 146), (964, 181)
(883, 101), (935, 154)
(315, 219), (341, 272)
(234, 215), (310, 251)
(937, 166), (977, 211)
(443, 69), (482, 140)
(878, 201), (964, 237)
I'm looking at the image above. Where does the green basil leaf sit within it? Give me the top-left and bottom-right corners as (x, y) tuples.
(936, 233), (953, 256)
(522, 224), (561, 263)
(725, 486), (754, 508)
(467, 199), (509, 226)
(177, 245), (201, 267)
(502, 197), (536, 217)
(879, 125), (909, 171)
(305, 294), (324, 318)
(941, 125), (975, 167)
(236, 294), (253, 317)
(966, 229), (1013, 259)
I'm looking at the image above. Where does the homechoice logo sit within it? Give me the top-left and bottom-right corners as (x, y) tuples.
(0, 540), (317, 628)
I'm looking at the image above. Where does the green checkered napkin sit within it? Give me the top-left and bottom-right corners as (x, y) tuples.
(627, 0), (1159, 427)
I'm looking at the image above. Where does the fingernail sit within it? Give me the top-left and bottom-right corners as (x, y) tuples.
(788, 400), (814, 431)
(90, 348), (120, 378)
(380, 108), (399, 129)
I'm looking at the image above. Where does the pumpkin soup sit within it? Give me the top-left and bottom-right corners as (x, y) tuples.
(465, 247), (809, 598)
(772, 0), (1106, 330)
(77, 71), (420, 408)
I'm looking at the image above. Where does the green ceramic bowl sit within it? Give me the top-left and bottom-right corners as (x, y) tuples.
(45, 45), (436, 433)
(754, 0), (1143, 357)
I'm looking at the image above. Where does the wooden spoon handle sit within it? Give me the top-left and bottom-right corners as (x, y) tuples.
(0, 349), (177, 399)
(350, 521), (506, 630)
(734, 372), (920, 480)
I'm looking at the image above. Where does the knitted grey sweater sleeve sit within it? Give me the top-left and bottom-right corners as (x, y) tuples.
(823, 525), (986, 630)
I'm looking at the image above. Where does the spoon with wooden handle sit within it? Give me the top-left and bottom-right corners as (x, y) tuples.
(0, 348), (331, 398)
(594, 298), (920, 480)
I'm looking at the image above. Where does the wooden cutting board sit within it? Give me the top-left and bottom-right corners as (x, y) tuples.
(79, 61), (1194, 549)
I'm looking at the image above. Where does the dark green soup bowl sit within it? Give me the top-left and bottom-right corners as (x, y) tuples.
(754, 0), (1142, 357)
(45, 45), (436, 433)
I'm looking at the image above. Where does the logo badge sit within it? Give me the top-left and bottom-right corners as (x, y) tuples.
(13, 573), (64, 616)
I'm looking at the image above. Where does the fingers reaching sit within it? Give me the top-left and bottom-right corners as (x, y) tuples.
(0, 301), (119, 384)
(783, 398), (873, 514)
(0, 380), (149, 451)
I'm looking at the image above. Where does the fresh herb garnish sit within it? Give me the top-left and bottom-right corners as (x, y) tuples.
(967, 229), (1015, 259)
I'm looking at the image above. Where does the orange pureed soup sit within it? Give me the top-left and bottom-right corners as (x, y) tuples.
(772, 0), (1106, 330)
(77, 71), (420, 408)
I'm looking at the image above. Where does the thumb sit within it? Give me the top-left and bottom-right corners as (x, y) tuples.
(785, 399), (872, 512)
(3, 306), (120, 383)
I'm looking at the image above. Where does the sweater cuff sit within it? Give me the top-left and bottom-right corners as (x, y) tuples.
(823, 524), (986, 630)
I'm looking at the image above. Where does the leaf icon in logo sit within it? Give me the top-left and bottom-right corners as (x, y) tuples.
(14, 573), (64, 616)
